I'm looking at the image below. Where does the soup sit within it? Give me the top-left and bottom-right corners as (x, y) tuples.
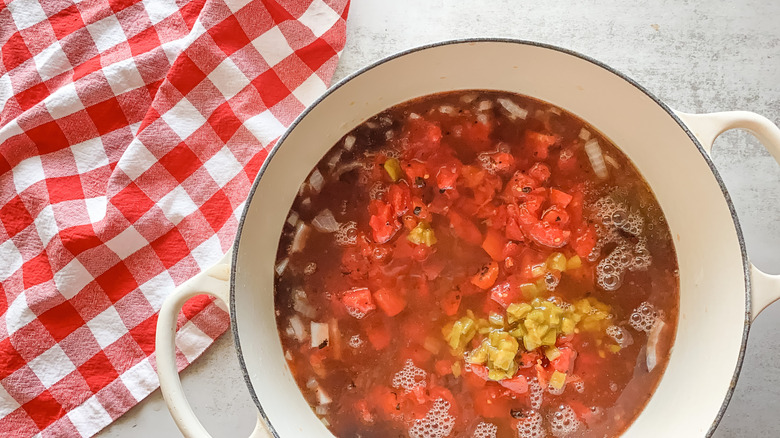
(273, 91), (679, 437)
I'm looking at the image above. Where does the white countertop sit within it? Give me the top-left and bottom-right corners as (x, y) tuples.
(98, 0), (780, 436)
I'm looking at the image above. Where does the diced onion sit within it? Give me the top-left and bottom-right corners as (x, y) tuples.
(315, 405), (328, 415)
(312, 209), (340, 233)
(293, 288), (316, 318)
(497, 98), (528, 120)
(646, 319), (665, 372)
(306, 378), (318, 389)
(477, 100), (493, 111)
(343, 135), (356, 151)
(286, 211), (299, 227)
(291, 222), (311, 253)
(327, 150), (342, 169)
(309, 169), (324, 193)
(274, 258), (289, 276)
(289, 315), (307, 343)
(605, 154), (620, 169)
(439, 105), (455, 115)
(409, 112), (421, 120)
(579, 128), (591, 141)
(333, 162), (362, 179)
(311, 321), (330, 349)
(584, 139), (608, 179)
(460, 93), (477, 103)
(317, 387), (332, 405)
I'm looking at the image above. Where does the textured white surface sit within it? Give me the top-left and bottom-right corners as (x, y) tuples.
(98, 0), (780, 436)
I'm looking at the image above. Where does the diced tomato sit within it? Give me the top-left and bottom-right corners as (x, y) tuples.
(541, 206), (570, 227)
(489, 280), (520, 308)
(411, 244), (434, 262)
(369, 200), (400, 243)
(491, 152), (516, 173)
(522, 130), (558, 160)
(505, 171), (538, 199)
(518, 351), (540, 368)
(482, 228), (507, 262)
(460, 164), (486, 188)
(570, 224), (597, 258)
(435, 359), (453, 376)
(448, 210), (482, 246)
(469, 364), (490, 381)
(463, 364), (488, 389)
(410, 197), (431, 222)
(528, 162), (551, 182)
(567, 189), (584, 223)
(441, 290), (462, 316)
(403, 160), (429, 184)
(436, 163), (460, 190)
(502, 241), (522, 258)
(341, 287), (376, 314)
(473, 173), (503, 206)
(474, 385), (511, 418)
(528, 221), (570, 248)
(366, 319), (391, 350)
(524, 193), (546, 216)
(498, 375), (529, 394)
(550, 346), (577, 374)
(471, 261), (500, 290)
(550, 188), (573, 207)
(388, 183), (411, 215)
(374, 287), (407, 316)
(518, 250), (547, 281)
(535, 363), (550, 389)
(428, 192), (453, 215)
(505, 216), (525, 242)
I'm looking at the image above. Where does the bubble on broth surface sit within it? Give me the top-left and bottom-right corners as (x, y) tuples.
(369, 181), (387, 200)
(345, 307), (366, 319)
(473, 422), (497, 438)
(335, 221), (357, 246)
(348, 334), (363, 349)
(548, 381), (566, 396)
(392, 359), (427, 392)
(548, 405), (581, 437)
(529, 378), (544, 410)
(629, 302), (659, 332)
(304, 262), (317, 275)
(573, 381), (585, 394)
(593, 196), (653, 291)
(606, 325), (633, 348)
(407, 398), (454, 438)
(544, 272), (560, 291)
(516, 411), (544, 438)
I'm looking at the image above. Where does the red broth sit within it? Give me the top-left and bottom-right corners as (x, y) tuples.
(274, 91), (679, 438)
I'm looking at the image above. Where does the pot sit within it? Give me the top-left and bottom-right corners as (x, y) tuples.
(155, 39), (780, 438)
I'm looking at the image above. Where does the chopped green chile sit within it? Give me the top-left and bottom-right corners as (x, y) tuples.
(274, 91), (679, 437)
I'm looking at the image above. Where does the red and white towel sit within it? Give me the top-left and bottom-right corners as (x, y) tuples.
(0, 0), (349, 435)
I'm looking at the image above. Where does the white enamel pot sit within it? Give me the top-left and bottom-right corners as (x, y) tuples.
(155, 40), (780, 438)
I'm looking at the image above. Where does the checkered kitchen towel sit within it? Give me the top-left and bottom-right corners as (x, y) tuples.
(0, 0), (349, 435)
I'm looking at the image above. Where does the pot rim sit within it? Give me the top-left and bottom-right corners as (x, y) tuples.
(229, 38), (751, 438)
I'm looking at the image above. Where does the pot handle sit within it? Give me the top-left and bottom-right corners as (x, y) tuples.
(675, 110), (780, 320)
(155, 248), (271, 438)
